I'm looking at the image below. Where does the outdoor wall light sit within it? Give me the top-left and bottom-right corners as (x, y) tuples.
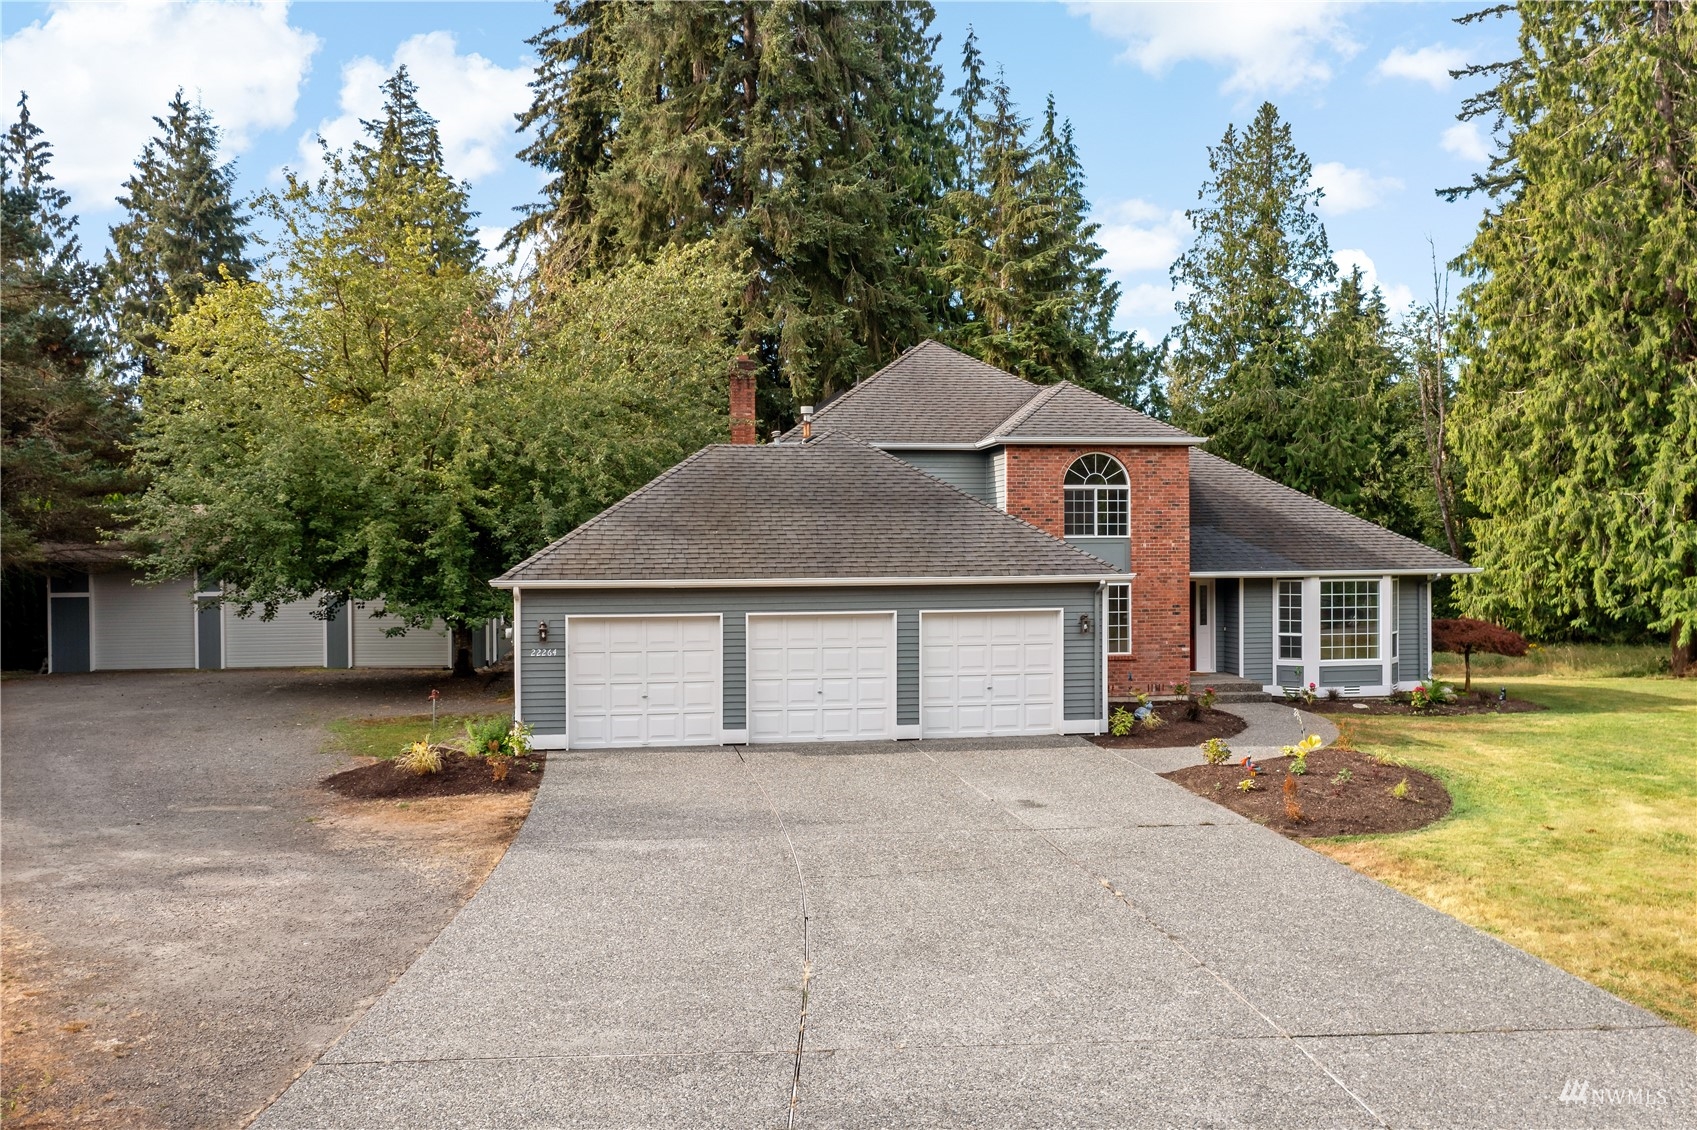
(1078, 614), (1093, 635)
(537, 621), (549, 643)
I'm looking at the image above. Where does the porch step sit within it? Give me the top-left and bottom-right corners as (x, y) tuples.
(1189, 674), (1271, 704)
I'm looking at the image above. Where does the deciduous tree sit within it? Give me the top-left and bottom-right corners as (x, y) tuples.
(1432, 616), (1529, 690)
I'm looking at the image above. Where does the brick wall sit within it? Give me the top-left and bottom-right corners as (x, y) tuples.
(1003, 444), (1192, 694)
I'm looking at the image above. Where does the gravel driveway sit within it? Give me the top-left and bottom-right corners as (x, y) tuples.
(1, 669), (519, 1129)
(259, 735), (1696, 1129)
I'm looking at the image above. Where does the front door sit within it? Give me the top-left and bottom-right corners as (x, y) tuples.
(1191, 581), (1214, 673)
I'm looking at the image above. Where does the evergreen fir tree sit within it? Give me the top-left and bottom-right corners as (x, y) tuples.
(2, 95), (135, 570)
(1447, 1), (1697, 673)
(1169, 102), (1335, 473)
(353, 67), (481, 274)
(513, 1), (950, 404)
(104, 90), (252, 381)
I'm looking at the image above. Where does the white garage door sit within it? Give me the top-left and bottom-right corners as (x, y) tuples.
(568, 616), (720, 749)
(921, 610), (1062, 738)
(747, 613), (895, 743)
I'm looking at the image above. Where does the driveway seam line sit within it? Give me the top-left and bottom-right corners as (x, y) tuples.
(732, 746), (812, 1130)
(917, 748), (1392, 1129)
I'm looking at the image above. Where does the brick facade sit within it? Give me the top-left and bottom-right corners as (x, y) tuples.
(1002, 444), (1192, 695)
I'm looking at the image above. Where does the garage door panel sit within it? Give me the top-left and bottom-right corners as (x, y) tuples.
(747, 614), (894, 744)
(567, 616), (721, 749)
(921, 611), (1063, 739)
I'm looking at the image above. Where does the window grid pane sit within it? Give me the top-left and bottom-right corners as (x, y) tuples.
(1095, 489), (1128, 536)
(1107, 583), (1130, 655)
(1278, 580), (1302, 660)
(1320, 580), (1379, 661)
(1064, 489), (1095, 536)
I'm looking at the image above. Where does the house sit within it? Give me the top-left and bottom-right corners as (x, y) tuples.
(41, 545), (504, 674)
(495, 341), (1471, 751)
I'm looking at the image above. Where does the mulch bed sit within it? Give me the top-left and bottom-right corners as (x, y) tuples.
(323, 751), (546, 800)
(1089, 702), (1249, 749)
(1302, 690), (1543, 717)
(1162, 747), (1451, 838)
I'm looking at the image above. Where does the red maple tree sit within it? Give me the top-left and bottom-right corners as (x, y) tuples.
(1431, 618), (1530, 691)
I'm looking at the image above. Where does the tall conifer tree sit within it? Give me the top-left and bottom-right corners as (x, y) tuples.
(2, 95), (135, 570)
(104, 91), (251, 381)
(1448, 1), (1697, 672)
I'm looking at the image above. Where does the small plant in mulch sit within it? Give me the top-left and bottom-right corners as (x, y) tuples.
(1198, 686), (1218, 711)
(464, 716), (534, 782)
(1200, 737), (1232, 765)
(1332, 766), (1353, 785)
(1238, 777), (1259, 792)
(1281, 733), (1324, 776)
(396, 739), (443, 776)
(1109, 707), (1136, 737)
(1390, 777), (1411, 801)
(1139, 708), (1167, 732)
(1282, 774), (1304, 823)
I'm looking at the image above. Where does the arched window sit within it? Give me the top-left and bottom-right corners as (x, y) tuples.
(1063, 453), (1128, 536)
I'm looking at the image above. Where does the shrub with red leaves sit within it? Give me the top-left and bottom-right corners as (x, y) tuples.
(1431, 617), (1530, 690)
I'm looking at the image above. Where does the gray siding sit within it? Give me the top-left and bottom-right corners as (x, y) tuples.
(91, 570), (195, 670)
(1320, 663), (1384, 688)
(49, 594), (90, 673)
(1217, 580), (1239, 675)
(1066, 536), (1129, 571)
(518, 583), (1103, 737)
(1242, 580), (1273, 683)
(890, 450), (995, 505)
(352, 601), (450, 668)
(1276, 663), (1304, 687)
(1399, 576), (1428, 681)
(225, 596), (325, 668)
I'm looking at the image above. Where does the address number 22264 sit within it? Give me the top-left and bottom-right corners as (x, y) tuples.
(528, 647), (560, 657)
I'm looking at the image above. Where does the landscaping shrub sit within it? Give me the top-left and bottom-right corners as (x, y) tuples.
(1432, 617), (1529, 691)
(1201, 737), (1232, 765)
(396, 739), (443, 776)
(1109, 707), (1135, 737)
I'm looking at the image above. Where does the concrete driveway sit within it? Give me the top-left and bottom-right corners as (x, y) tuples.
(1, 669), (522, 1128)
(258, 737), (1696, 1129)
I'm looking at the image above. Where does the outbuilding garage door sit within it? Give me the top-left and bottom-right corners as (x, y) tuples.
(568, 616), (720, 749)
(921, 610), (1062, 738)
(747, 613), (895, 743)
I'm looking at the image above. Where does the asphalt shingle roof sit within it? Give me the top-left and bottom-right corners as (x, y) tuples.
(987, 381), (1198, 443)
(802, 340), (1041, 445)
(496, 433), (1122, 585)
(1188, 450), (1471, 574)
(801, 339), (1200, 447)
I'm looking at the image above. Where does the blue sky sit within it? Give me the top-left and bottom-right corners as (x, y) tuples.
(1, 1), (1515, 343)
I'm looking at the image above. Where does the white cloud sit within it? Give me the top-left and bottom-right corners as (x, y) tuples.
(1375, 44), (1469, 90)
(1068, 2), (1359, 94)
(1441, 121), (1491, 163)
(1097, 198), (1191, 275)
(1309, 161), (1402, 216)
(1333, 249), (1414, 311)
(298, 32), (531, 185)
(0, 0), (319, 213)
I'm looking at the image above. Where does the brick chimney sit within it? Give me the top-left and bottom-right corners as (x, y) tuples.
(729, 355), (758, 445)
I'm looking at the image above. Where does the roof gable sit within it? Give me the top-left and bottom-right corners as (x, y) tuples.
(497, 433), (1122, 585)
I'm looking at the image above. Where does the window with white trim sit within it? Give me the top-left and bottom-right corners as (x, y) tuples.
(1107, 583), (1130, 655)
(1063, 454), (1129, 536)
(1277, 580), (1303, 660)
(1321, 579), (1379, 661)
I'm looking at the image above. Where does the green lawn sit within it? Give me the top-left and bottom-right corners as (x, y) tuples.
(324, 712), (511, 761)
(1314, 671), (1697, 1030)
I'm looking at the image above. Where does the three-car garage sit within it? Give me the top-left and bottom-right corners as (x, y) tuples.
(515, 591), (1099, 751)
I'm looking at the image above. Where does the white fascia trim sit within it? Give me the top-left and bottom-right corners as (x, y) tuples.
(976, 436), (1203, 449)
(1062, 718), (1104, 735)
(1189, 568), (1479, 579)
(491, 574), (1128, 590)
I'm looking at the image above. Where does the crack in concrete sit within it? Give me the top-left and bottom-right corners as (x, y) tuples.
(732, 747), (812, 1130)
(917, 748), (1393, 1130)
